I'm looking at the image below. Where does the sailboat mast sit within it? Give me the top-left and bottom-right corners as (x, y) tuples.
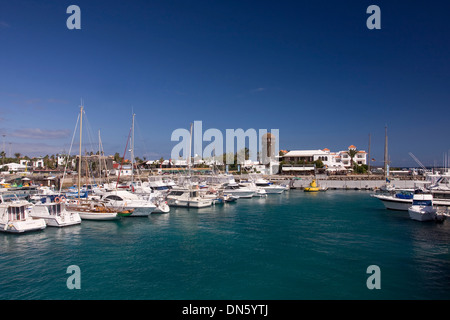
(188, 122), (193, 176)
(384, 125), (388, 180)
(78, 104), (83, 200)
(98, 130), (102, 182)
(131, 113), (135, 184)
(368, 133), (371, 176)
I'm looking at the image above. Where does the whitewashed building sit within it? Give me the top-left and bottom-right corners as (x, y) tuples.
(281, 145), (367, 173)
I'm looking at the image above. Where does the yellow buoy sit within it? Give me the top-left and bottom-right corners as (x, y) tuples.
(304, 179), (320, 192)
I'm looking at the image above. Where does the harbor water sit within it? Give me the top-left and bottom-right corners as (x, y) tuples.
(1, 190), (449, 300)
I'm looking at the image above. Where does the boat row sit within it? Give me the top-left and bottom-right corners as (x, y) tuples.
(372, 172), (450, 222)
(0, 173), (289, 233)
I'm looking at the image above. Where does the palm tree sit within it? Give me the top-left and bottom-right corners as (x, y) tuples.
(348, 148), (358, 169)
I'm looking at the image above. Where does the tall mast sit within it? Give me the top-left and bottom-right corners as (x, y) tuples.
(78, 102), (83, 200)
(188, 122), (193, 176)
(368, 133), (371, 176)
(384, 125), (388, 180)
(98, 130), (102, 182)
(131, 113), (135, 184)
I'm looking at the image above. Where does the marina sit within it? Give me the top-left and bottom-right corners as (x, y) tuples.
(2, 1), (450, 304)
(1, 189), (449, 300)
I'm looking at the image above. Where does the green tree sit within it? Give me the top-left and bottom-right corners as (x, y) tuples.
(114, 152), (122, 163)
(314, 159), (324, 168)
(354, 164), (368, 174)
(347, 148), (358, 168)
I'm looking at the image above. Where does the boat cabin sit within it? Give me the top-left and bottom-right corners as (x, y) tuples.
(412, 194), (433, 206)
(5, 204), (30, 221)
(168, 190), (200, 198)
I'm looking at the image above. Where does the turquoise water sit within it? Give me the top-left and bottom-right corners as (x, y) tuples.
(1, 190), (449, 300)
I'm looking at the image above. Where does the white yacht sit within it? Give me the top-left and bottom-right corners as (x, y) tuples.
(372, 189), (415, 211)
(31, 197), (81, 227)
(166, 188), (212, 208)
(0, 198), (46, 233)
(253, 178), (287, 194)
(238, 181), (267, 197)
(94, 189), (156, 216)
(408, 193), (437, 222)
(221, 183), (255, 198)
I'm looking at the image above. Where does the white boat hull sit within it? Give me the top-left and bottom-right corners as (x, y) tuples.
(408, 208), (436, 221)
(33, 213), (81, 227)
(79, 212), (119, 220)
(152, 203), (170, 213)
(1, 219), (46, 233)
(30, 208), (82, 227)
(373, 194), (412, 211)
(167, 199), (212, 208)
(224, 190), (255, 198)
(263, 187), (285, 194)
(68, 210), (119, 221)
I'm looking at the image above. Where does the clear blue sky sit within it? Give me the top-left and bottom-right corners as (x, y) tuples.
(1, 0), (449, 167)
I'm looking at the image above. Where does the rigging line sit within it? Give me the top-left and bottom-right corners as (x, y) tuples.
(80, 110), (98, 156)
(59, 113), (80, 195)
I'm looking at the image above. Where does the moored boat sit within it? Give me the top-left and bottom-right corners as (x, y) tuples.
(31, 196), (81, 227)
(166, 187), (212, 208)
(408, 192), (437, 222)
(65, 199), (120, 220)
(0, 199), (46, 233)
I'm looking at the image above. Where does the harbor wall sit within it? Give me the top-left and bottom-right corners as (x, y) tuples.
(287, 179), (416, 190)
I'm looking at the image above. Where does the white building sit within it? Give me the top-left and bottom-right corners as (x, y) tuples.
(281, 145), (367, 173)
(338, 145), (367, 168)
(0, 162), (27, 173)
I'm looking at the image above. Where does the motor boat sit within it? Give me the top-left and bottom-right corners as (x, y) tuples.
(0, 197), (46, 233)
(238, 181), (267, 197)
(93, 189), (156, 216)
(408, 192), (437, 221)
(221, 183), (255, 198)
(31, 196), (81, 227)
(253, 178), (287, 194)
(372, 189), (415, 211)
(166, 187), (212, 208)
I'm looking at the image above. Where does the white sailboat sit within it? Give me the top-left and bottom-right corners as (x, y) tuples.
(66, 103), (119, 221)
(123, 112), (170, 214)
(166, 123), (212, 208)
